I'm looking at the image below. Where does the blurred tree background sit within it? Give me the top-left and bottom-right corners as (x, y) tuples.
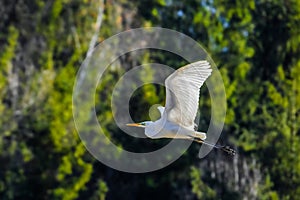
(0, 0), (299, 199)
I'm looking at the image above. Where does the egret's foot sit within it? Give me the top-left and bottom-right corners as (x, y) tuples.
(221, 146), (236, 156)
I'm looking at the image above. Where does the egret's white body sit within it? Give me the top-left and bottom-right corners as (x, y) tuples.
(127, 60), (236, 156)
(142, 106), (206, 140)
(128, 60), (211, 141)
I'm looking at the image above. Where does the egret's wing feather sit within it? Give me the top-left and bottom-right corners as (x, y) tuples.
(157, 106), (165, 116)
(165, 60), (212, 129)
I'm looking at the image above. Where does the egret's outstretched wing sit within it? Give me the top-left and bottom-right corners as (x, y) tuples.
(165, 60), (212, 129)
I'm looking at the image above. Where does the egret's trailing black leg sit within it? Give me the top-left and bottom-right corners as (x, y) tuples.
(192, 138), (236, 156)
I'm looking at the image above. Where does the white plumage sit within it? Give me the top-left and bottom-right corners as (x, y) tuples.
(127, 60), (236, 156)
(128, 60), (211, 140)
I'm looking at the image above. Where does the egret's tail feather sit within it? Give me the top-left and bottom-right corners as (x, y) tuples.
(194, 131), (206, 140)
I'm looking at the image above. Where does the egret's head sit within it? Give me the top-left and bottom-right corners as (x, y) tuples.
(126, 121), (152, 128)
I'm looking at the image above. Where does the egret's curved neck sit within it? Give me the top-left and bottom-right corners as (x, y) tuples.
(144, 119), (164, 138)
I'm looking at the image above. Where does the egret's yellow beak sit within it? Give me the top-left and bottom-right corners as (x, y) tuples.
(126, 123), (145, 128)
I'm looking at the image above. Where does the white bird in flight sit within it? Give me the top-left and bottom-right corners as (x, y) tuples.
(127, 60), (235, 156)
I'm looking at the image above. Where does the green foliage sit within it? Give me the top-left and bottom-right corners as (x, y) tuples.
(1, 0), (300, 199)
(93, 180), (109, 200)
(257, 175), (279, 200)
(0, 25), (19, 132)
(0, 26), (19, 72)
(0, 0), (107, 199)
(190, 166), (216, 199)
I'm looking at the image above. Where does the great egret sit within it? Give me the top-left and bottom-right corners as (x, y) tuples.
(127, 60), (235, 156)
